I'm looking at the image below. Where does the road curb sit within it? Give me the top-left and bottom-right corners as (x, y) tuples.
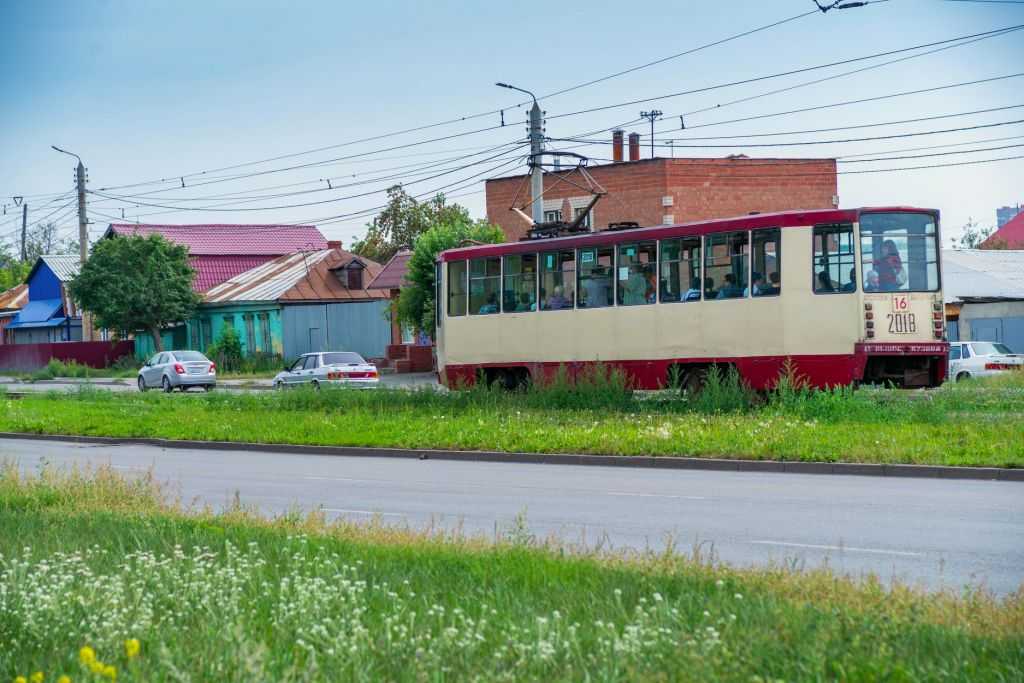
(1, 432), (1021, 482)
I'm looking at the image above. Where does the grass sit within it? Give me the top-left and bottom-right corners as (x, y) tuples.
(0, 369), (1022, 467)
(0, 465), (1021, 682)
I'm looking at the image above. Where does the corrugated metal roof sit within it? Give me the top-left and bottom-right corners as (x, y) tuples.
(205, 250), (335, 303)
(40, 255), (80, 282)
(982, 211), (1024, 248)
(106, 223), (327, 256)
(190, 255), (276, 292)
(0, 284), (28, 311)
(366, 250), (412, 290)
(942, 249), (1024, 303)
(278, 248), (389, 302)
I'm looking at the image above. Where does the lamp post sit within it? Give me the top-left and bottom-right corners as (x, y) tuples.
(496, 83), (544, 226)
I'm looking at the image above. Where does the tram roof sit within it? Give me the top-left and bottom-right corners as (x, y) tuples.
(440, 206), (938, 262)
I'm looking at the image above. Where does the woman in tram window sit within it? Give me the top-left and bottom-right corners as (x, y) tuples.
(876, 239), (907, 292)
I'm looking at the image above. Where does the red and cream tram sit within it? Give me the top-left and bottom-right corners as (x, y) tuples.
(435, 207), (947, 390)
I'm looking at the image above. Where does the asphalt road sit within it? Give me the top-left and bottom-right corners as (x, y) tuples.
(3, 437), (1022, 595)
(0, 372), (439, 394)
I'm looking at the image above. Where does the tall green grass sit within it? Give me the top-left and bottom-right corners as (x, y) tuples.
(1, 466), (1021, 682)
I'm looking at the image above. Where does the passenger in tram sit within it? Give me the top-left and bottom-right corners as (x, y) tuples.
(621, 268), (648, 305)
(768, 271), (780, 293)
(864, 269), (881, 292)
(684, 276), (702, 301)
(703, 276), (717, 299)
(876, 239), (907, 291)
(478, 293), (499, 314)
(582, 269), (610, 307)
(746, 272), (765, 297)
(547, 285), (570, 310)
(516, 292), (535, 312)
(716, 273), (743, 299)
(815, 270), (836, 293)
(841, 267), (857, 292)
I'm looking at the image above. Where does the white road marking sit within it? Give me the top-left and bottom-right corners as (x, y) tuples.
(750, 540), (924, 557)
(324, 508), (406, 517)
(605, 491), (706, 500)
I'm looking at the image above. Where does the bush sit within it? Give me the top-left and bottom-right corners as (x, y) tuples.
(206, 327), (243, 372)
(688, 365), (755, 414)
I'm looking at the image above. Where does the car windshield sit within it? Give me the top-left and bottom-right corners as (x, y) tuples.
(971, 342), (1013, 356)
(321, 352), (365, 365)
(173, 351), (207, 362)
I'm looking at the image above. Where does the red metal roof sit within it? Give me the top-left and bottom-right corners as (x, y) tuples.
(366, 249), (412, 290)
(190, 255), (277, 292)
(983, 211), (1024, 249)
(0, 284), (28, 311)
(105, 223), (327, 255)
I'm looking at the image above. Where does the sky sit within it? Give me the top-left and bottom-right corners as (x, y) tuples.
(0, 0), (1022, 251)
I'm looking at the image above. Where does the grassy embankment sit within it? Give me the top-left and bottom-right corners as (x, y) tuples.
(1, 369), (1023, 467)
(1, 465), (1021, 682)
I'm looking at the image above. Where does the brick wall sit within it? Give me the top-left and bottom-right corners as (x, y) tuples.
(485, 157), (837, 241)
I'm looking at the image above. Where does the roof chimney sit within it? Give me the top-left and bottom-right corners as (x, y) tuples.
(612, 130), (624, 162)
(628, 133), (640, 162)
(327, 240), (342, 249)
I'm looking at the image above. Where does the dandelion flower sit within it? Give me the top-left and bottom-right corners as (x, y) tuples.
(88, 662), (104, 676)
(15, 677), (27, 683)
(78, 647), (96, 665)
(57, 677), (71, 683)
(102, 666), (116, 681)
(30, 674), (44, 683)
(734, 593), (743, 600)
(124, 639), (140, 659)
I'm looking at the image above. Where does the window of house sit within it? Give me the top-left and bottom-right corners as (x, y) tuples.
(347, 267), (363, 290)
(813, 224), (856, 294)
(751, 228), (781, 297)
(539, 250), (575, 310)
(223, 315), (234, 331)
(469, 256), (501, 315)
(258, 313), (271, 352)
(704, 231), (749, 300)
(502, 253), (537, 312)
(201, 318), (212, 349)
(244, 314), (256, 352)
(659, 237), (701, 303)
(190, 324), (200, 351)
(573, 207), (592, 229)
(447, 261), (467, 317)
(577, 246), (615, 309)
(543, 209), (562, 224)
(617, 241), (657, 306)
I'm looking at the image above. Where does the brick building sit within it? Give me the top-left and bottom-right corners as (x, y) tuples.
(485, 136), (838, 241)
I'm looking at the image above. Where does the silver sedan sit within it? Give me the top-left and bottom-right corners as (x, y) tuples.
(273, 351), (380, 390)
(138, 350), (217, 392)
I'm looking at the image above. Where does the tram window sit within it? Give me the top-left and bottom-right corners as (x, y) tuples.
(447, 260), (467, 317)
(813, 224), (856, 294)
(502, 253), (537, 312)
(751, 228), (781, 297)
(468, 256), (501, 315)
(435, 262), (443, 328)
(577, 245), (615, 308)
(617, 241), (657, 306)
(859, 212), (939, 292)
(704, 231), (748, 300)
(540, 250), (575, 310)
(659, 237), (701, 303)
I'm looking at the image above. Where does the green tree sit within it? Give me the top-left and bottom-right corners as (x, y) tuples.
(67, 234), (201, 352)
(952, 218), (1001, 249)
(352, 186), (471, 264)
(397, 218), (505, 339)
(0, 252), (29, 292)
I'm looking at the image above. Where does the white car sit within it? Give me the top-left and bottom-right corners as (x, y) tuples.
(138, 350), (216, 393)
(948, 341), (1023, 381)
(273, 351), (380, 390)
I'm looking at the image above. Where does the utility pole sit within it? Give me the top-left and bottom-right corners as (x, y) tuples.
(20, 203), (27, 262)
(52, 145), (92, 341)
(497, 82), (544, 226)
(639, 110), (663, 159)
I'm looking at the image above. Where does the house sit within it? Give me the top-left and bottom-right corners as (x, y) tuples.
(103, 223), (328, 291)
(981, 210), (1024, 249)
(943, 249), (1024, 352)
(4, 256), (82, 344)
(135, 247), (391, 361)
(365, 249), (433, 373)
(485, 131), (837, 241)
(0, 284), (28, 344)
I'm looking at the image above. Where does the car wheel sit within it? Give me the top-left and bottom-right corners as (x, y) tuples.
(137, 376), (147, 392)
(311, 380), (321, 392)
(203, 385), (214, 392)
(274, 380), (285, 391)
(955, 371), (971, 382)
(162, 376), (173, 393)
